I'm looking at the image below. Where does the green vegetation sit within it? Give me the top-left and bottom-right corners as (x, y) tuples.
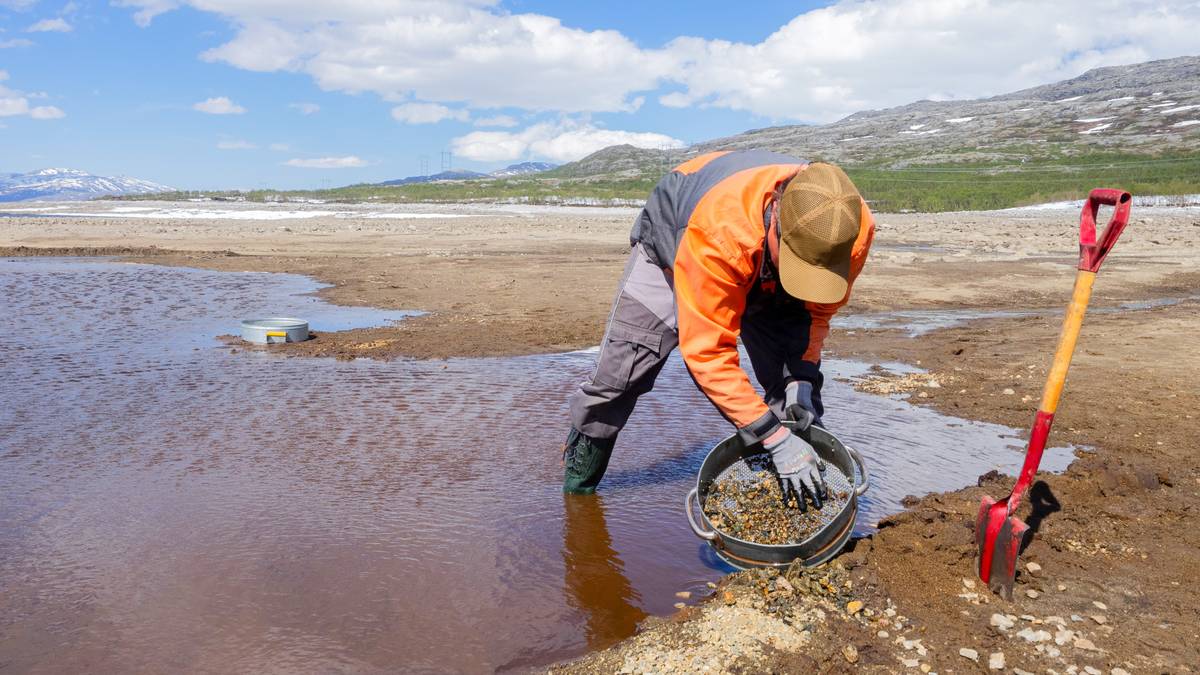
(118, 151), (1200, 213)
(844, 152), (1200, 212)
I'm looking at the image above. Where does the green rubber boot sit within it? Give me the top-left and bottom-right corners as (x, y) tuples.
(562, 428), (616, 495)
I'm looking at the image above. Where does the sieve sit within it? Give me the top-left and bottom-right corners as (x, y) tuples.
(685, 421), (869, 569)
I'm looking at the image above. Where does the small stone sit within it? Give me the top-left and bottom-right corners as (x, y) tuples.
(842, 645), (859, 664)
(673, 602), (685, 609)
(722, 591), (736, 605)
(918, 391), (929, 398)
(919, 664), (931, 673)
(1046, 646), (1061, 658)
(1091, 614), (1107, 625)
(1054, 629), (1075, 646)
(877, 630), (890, 639)
(706, 582), (717, 589)
(1084, 667), (1102, 675)
(1112, 669), (1131, 675)
(902, 658), (919, 668)
(885, 607), (897, 617)
(1026, 589), (1040, 599)
(990, 613), (1015, 630)
(1014, 670), (1035, 675)
(1003, 388), (1015, 395)
(989, 652), (1006, 670)
(675, 591), (691, 599)
(847, 600), (864, 615)
(1074, 637), (1098, 651)
(1016, 627), (1052, 642)
(962, 578), (976, 589)
(1071, 614), (1084, 622)
(1025, 561), (1042, 574)
(1058, 584), (1067, 591)
(959, 647), (979, 661)
(1092, 601), (1107, 610)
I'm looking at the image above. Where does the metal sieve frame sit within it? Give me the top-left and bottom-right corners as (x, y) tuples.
(685, 421), (870, 569)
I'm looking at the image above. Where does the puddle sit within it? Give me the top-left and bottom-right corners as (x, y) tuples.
(836, 296), (1198, 337)
(1, 258), (1076, 673)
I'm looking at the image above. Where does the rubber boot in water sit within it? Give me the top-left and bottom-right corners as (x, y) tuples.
(562, 428), (615, 495)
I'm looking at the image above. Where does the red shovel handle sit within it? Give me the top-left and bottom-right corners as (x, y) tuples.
(1078, 189), (1132, 272)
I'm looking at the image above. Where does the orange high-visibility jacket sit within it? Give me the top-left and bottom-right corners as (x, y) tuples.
(630, 150), (875, 442)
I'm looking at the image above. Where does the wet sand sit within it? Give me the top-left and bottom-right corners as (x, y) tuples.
(3, 201), (1200, 672)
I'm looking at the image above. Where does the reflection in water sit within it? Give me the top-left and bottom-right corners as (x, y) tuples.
(0, 258), (1079, 673)
(562, 495), (647, 651)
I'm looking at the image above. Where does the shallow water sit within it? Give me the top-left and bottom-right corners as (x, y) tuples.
(0, 258), (1075, 673)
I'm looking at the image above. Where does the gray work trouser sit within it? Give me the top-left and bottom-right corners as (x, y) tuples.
(568, 245), (823, 441)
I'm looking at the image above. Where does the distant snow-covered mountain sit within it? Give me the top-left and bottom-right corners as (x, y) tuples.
(489, 161), (557, 177)
(0, 168), (174, 202)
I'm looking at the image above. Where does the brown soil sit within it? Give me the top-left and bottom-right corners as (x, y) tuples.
(4, 204), (1199, 672)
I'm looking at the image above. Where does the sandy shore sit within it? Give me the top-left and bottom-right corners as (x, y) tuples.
(3, 201), (1199, 672)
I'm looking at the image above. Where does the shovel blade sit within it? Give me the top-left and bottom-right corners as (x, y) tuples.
(976, 496), (1028, 601)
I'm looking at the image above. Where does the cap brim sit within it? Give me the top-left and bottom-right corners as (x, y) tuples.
(778, 244), (850, 304)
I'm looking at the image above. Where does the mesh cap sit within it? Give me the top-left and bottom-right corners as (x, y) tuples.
(777, 162), (862, 304)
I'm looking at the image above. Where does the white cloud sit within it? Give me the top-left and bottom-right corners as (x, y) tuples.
(193, 96), (246, 114)
(1, 38), (35, 48)
(452, 120), (684, 163)
(288, 102), (319, 115)
(26, 17), (72, 32)
(0, 0), (40, 9)
(115, 0), (1200, 124)
(284, 156), (366, 169)
(473, 114), (518, 128)
(390, 102), (469, 124)
(217, 139), (256, 150)
(0, 70), (66, 119)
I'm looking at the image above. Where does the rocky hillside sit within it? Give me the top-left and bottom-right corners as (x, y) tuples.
(560, 55), (1200, 177)
(0, 168), (174, 202)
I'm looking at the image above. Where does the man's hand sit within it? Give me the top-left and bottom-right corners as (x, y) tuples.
(763, 427), (826, 510)
(784, 380), (823, 428)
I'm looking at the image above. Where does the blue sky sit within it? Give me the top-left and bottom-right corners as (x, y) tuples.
(2, 1), (1198, 190)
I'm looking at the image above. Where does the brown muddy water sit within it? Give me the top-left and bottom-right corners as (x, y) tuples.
(0, 258), (1076, 674)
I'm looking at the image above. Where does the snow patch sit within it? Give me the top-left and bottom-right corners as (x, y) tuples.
(945, 117), (974, 124)
(908, 124), (926, 130)
(1106, 96), (1135, 102)
(1172, 120), (1200, 128)
(1056, 96), (1083, 103)
(1074, 117), (1114, 123)
(1161, 105), (1200, 114)
(1079, 123), (1113, 135)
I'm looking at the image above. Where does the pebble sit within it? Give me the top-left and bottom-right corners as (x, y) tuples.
(990, 613), (1015, 630)
(962, 578), (976, 589)
(1084, 667), (1102, 675)
(1016, 627), (1052, 643)
(1054, 628), (1075, 645)
(1026, 562), (1042, 574)
(1071, 614), (1084, 622)
(842, 645), (859, 664)
(673, 602), (686, 609)
(1091, 614), (1108, 625)
(1014, 670), (1035, 675)
(1074, 637), (1098, 651)
(959, 647), (979, 661)
(1003, 388), (1015, 395)
(878, 630), (890, 639)
(675, 591), (691, 599)
(1112, 669), (1131, 675)
(902, 658), (919, 668)
(989, 652), (1005, 670)
(706, 582), (717, 589)
(1026, 589), (1040, 599)
(1092, 601), (1108, 610)
(918, 391), (929, 398)
(775, 577), (793, 594)
(919, 664), (931, 673)
(847, 600), (864, 615)
(1058, 584), (1067, 591)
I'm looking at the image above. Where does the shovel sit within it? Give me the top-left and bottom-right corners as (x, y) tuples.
(976, 188), (1132, 600)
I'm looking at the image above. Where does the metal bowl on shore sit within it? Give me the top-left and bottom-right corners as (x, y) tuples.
(685, 421), (870, 570)
(240, 318), (309, 344)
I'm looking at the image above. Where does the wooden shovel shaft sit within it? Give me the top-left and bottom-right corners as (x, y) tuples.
(1008, 269), (1096, 509)
(1039, 270), (1097, 414)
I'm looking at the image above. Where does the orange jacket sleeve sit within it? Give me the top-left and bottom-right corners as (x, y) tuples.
(673, 212), (777, 440)
(802, 201), (877, 364)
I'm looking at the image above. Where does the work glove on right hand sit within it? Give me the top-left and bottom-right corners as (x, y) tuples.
(764, 427), (826, 510)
